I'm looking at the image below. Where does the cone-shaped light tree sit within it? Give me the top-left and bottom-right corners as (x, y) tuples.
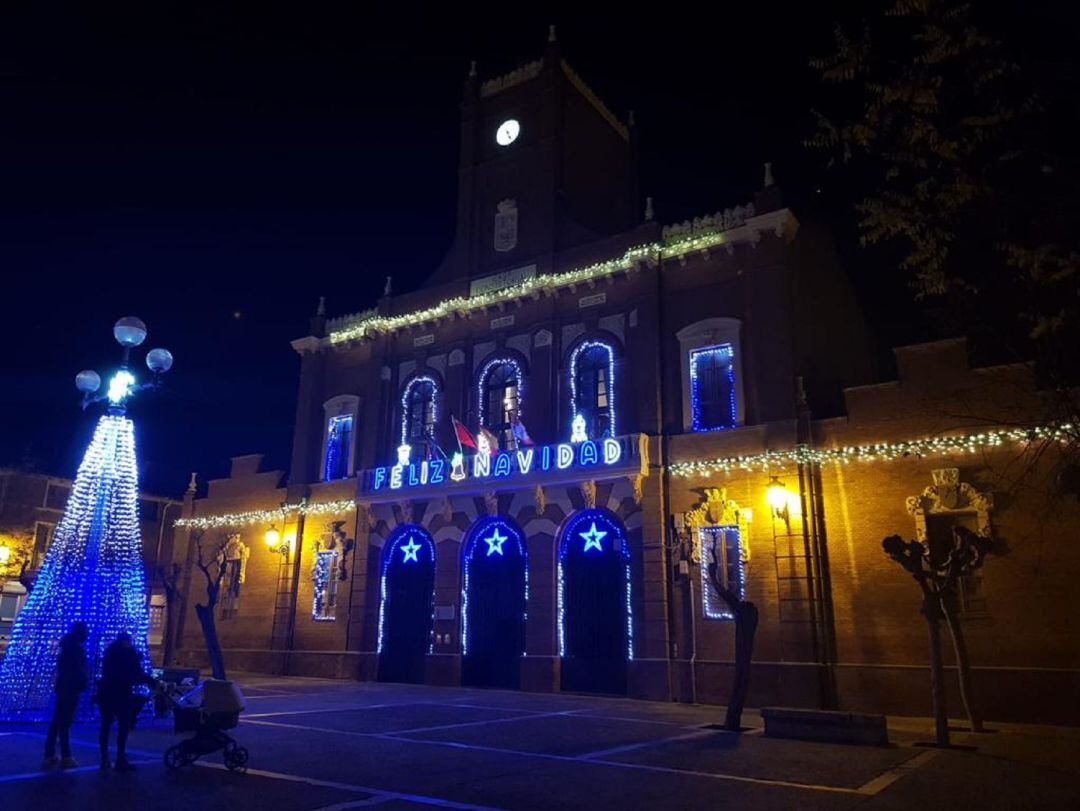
(0, 317), (173, 720)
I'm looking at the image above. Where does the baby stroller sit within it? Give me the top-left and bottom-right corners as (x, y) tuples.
(163, 679), (249, 773)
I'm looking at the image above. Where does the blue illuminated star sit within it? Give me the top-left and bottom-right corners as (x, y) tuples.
(483, 528), (508, 556)
(400, 537), (422, 563)
(580, 522), (607, 553)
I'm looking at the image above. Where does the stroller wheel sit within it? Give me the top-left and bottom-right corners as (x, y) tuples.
(223, 744), (249, 773)
(164, 745), (186, 771)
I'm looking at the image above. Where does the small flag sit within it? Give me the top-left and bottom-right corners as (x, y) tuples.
(511, 416), (536, 446)
(477, 427), (501, 455)
(452, 416), (478, 452)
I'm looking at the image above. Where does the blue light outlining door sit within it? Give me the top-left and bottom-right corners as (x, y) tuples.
(461, 516), (527, 689)
(377, 525), (436, 684)
(558, 508), (632, 695)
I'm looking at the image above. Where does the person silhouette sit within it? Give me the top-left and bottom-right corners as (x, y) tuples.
(43, 621), (89, 768)
(95, 632), (156, 772)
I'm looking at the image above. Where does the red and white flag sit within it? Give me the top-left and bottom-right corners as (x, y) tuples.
(451, 416), (477, 453)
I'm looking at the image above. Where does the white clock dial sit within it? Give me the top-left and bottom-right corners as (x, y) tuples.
(496, 119), (520, 146)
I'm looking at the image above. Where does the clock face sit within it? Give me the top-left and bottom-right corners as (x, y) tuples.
(495, 119), (520, 146)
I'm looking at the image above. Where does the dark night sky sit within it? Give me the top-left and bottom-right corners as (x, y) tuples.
(0, 3), (1068, 496)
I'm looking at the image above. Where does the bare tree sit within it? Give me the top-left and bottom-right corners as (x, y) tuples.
(706, 537), (759, 732)
(155, 562), (182, 668)
(883, 526), (993, 745)
(193, 532), (228, 680)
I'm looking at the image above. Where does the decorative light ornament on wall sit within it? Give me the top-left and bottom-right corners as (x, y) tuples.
(400, 375), (439, 447)
(476, 357), (524, 430)
(689, 343), (737, 431)
(376, 526), (436, 656)
(568, 340), (616, 441)
(570, 414), (588, 444)
(174, 497), (356, 531)
(461, 516), (528, 657)
(0, 316), (172, 721)
(668, 423), (1075, 478)
(557, 509), (633, 661)
(326, 203), (761, 346)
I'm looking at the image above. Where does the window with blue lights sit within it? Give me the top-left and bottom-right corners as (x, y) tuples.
(323, 415), (354, 481)
(479, 360), (522, 449)
(690, 344), (736, 431)
(699, 525), (746, 620)
(312, 550), (340, 621)
(570, 341), (615, 440)
(402, 377), (438, 448)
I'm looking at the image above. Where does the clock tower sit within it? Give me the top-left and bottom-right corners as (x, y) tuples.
(431, 31), (639, 284)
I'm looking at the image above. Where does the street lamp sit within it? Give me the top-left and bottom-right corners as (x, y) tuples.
(76, 317), (173, 412)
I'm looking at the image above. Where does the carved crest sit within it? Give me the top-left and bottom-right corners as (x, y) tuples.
(494, 199), (518, 252)
(483, 491), (499, 517)
(906, 469), (993, 542)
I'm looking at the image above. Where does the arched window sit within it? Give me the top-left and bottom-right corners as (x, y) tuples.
(569, 341), (616, 441)
(401, 376), (438, 450)
(321, 395), (359, 481)
(477, 359), (523, 449)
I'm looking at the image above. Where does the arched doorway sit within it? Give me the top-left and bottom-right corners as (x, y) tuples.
(377, 525), (435, 684)
(462, 516), (527, 689)
(558, 508), (632, 695)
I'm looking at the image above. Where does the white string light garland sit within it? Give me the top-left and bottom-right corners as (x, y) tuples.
(175, 498), (356, 530)
(669, 423), (1074, 477)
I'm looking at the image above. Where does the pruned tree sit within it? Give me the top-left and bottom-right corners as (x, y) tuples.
(193, 532), (229, 680)
(706, 537), (759, 732)
(155, 562), (182, 668)
(883, 526), (993, 745)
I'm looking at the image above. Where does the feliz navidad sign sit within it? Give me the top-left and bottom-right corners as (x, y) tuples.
(362, 436), (632, 496)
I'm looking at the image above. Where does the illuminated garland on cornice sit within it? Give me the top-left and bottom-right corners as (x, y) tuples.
(326, 221), (759, 346)
(174, 498), (357, 531)
(669, 424), (1074, 478)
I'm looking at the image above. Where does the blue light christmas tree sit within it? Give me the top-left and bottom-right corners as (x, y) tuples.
(0, 317), (173, 721)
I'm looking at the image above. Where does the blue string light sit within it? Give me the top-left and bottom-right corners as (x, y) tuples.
(556, 509), (633, 661)
(461, 517), (528, 656)
(376, 527), (436, 655)
(323, 415), (353, 481)
(568, 341), (616, 440)
(400, 375), (439, 448)
(689, 344), (737, 432)
(0, 415), (151, 721)
(699, 525), (746, 620)
(476, 358), (524, 430)
(312, 550), (339, 621)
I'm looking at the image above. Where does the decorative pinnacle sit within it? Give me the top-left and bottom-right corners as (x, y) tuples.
(644, 196), (654, 222)
(316, 296), (326, 317)
(549, 24), (556, 43)
(187, 472), (198, 495)
(764, 161), (775, 188)
(469, 60), (477, 78)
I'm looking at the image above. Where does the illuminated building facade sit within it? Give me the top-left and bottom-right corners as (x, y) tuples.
(170, 39), (1080, 723)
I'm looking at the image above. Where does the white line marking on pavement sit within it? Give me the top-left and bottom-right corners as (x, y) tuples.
(194, 760), (508, 811)
(0, 760), (155, 783)
(242, 717), (875, 795)
(245, 701), (420, 718)
(391, 710), (574, 735)
(854, 749), (939, 796)
(578, 729), (718, 760)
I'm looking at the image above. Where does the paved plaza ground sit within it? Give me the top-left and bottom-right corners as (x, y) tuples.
(1, 675), (1078, 809)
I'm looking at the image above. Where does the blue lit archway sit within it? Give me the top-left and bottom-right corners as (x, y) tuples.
(377, 525), (436, 684)
(461, 516), (528, 689)
(558, 508), (632, 695)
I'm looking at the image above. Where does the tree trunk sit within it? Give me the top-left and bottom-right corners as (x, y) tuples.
(724, 601), (760, 732)
(195, 603), (227, 680)
(941, 596), (983, 732)
(923, 595), (950, 746)
(162, 597), (177, 667)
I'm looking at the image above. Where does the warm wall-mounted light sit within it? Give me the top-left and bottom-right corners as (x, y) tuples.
(0, 544), (11, 566)
(264, 526), (284, 553)
(766, 476), (789, 514)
